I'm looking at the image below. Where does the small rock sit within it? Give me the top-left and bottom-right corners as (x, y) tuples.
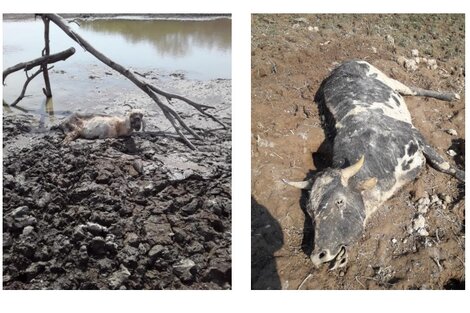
(13, 216), (37, 230)
(292, 23), (300, 29)
(417, 204), (428, 214)
(413, 214), (426, 230)
(427, 59), (438, 70)
(124, 233), (140, 247)
(403, 238), (408, 244)
(371, 47), (377, 54)
(391, 238), (398, 244)
(173, 258), (196, 282)
(418, 228), (429, 236)
(148, 245), (166, 259)
(22, 225), (35, 236)
(108, 264), (131, 289)
(132, 159), (143, 174)
(307, 26), (314, 32)
(446, 129), (458, 136)
(85, 222), (108, 236)
(339, 271), (345, 277)
(418, 196), (431, 206)
(411, 49), (419, 57)
(386, 34), (395, 46)
(443, 195), (452, 204)
(447, 149), (457, 157)
(405, 59), (418, 71)
(430, 194), (440, 204)
(11, 206), (30, 218)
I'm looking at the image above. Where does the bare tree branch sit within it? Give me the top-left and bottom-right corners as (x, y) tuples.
(9, 68), (45, 106)
(3, 47), (75, 84)
(41, 15), (53, 97)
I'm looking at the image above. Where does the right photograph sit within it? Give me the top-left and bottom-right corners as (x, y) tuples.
(251, 14), (465, 290)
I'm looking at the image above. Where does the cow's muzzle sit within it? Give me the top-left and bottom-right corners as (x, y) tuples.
(310, 245), (348, 270)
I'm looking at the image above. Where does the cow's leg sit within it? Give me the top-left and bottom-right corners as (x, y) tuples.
(62, 130), (80, 144)
(408, 87), (459, 101)
(385, 77), (459, 101)
(416, 134), (464, 182)
(362, 61), (460, 101)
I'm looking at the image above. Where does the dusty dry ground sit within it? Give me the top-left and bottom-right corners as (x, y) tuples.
(3, 75), (232, 290)
(251, 14), (464, 290)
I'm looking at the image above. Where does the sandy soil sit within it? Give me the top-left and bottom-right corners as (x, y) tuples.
(251, 14), (464, 290)
(3, 75), (232, 290)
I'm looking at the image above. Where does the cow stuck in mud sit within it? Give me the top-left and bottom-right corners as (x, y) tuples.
(55, 109), (145, 144)
(283, 60), (464, 270)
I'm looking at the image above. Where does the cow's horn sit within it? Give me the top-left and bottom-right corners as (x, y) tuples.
(282, 178), (312, 190)
(341, 155), (365, 186)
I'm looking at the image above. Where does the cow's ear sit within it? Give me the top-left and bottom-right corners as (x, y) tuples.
(282, 178), (313, 189)
(356, 177), (377, 191)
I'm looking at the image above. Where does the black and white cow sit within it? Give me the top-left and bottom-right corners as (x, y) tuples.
(284, 60), (464, 270)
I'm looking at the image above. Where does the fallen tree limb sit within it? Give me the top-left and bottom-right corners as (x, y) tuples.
(9, 66), (53, 107)
(41, 13), (225, 150)
(3, 47), (75, 84)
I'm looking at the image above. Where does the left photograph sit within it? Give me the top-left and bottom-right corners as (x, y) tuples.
(3, 13), (232, 289)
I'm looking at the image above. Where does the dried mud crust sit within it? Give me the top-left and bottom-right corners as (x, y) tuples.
(251, 14), (464, 290)
(3, 114), (231, 290)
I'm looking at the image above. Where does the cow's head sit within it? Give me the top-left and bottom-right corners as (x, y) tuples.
(128, 110), (145, 132)
(283, 156), (376, 270)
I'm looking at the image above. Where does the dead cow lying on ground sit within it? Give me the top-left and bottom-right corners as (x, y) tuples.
(284, 60), (464, 270)
(57, 109), (145, 144)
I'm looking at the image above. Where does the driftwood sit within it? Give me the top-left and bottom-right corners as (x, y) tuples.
(3, 47), (75, 84)
(39, 13), (227, 150)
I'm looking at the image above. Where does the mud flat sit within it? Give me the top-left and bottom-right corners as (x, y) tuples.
(3, 78), (232, 290)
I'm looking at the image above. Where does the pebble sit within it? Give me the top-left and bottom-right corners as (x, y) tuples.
(447, 149), (457, 157)
(443, 195), (452, 204)
(108, 264), (131, 289)
(22, 226), (34, 236)
(11, 206), (30, 218)
(418, 228), (429, 236)
(148, 244), (166, 259)
(371, 47), (377, 54)
(386, 35), (395, 46)
(391, 238), (398, 244)
(173, 258), (196, 282)
(427, 59), (438, 70)
(446, 129), (458, 136)
(430, 194), (440, 204)
(411, 49), (419, 57)
(405, 59), (418, 71)
(413, 215), (426, 230)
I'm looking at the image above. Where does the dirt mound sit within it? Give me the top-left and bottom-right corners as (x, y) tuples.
(251, 14), (464, 290)
(3, 113), (231, 290)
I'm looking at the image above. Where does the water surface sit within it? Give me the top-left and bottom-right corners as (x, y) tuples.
(3, 16), (231, 115)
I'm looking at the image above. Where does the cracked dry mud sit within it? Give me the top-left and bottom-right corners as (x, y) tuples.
(3, 86), (231, 289)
